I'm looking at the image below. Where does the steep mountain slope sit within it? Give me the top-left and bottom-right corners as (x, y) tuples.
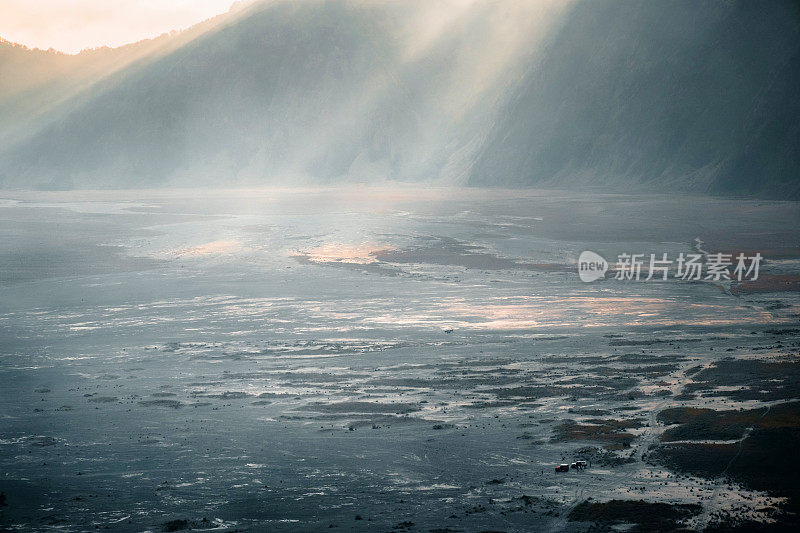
(469, 0), (800, 198)
(0, 0), (798, 197)
(0, 0), (560, 188)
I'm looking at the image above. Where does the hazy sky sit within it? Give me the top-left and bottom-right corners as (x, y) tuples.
(0, 0), (237, 54)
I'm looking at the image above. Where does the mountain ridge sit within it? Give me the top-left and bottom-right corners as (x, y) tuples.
(0, 0), (798, 198)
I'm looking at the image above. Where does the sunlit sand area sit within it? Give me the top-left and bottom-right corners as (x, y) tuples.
(1, 188), (799, 531)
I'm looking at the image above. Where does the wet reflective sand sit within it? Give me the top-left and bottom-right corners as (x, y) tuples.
(1, 188), (798, 531)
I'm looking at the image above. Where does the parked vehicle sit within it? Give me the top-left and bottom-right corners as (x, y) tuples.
(555, 464), (570, 472)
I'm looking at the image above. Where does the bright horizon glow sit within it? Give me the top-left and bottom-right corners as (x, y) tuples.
(0, 0), (239, 54)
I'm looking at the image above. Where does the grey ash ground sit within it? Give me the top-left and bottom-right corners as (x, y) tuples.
(1, 189), (799, 531)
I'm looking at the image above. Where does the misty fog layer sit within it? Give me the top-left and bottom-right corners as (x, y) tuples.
(0, 0), (798, 197)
